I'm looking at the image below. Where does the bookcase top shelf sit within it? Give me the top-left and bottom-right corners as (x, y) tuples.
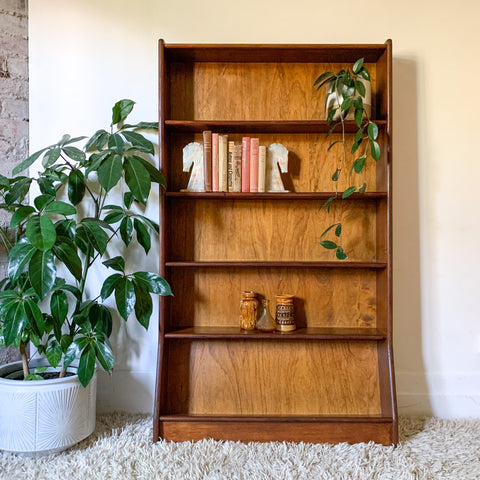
(165, 120), (387, 133)
(163, 41), (391, 63)
(164, 261), (387, 269)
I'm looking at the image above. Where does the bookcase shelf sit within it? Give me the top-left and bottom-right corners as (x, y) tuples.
(155, 39), (396, 446)
(165, 119), (387, 134)
(165, 326), (387, 340)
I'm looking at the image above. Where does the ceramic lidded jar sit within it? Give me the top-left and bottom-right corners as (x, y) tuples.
(240, 291), (258, 330)
(275, 294), (296, 332)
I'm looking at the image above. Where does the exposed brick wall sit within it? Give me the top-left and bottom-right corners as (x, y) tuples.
(0, 0), (28, 365)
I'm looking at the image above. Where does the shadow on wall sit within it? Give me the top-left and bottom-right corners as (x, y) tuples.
(393, 57), (430, 414)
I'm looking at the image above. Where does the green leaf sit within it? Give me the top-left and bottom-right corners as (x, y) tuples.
(353, 156), (366, 174)
(336, 246), (348, 260)
(97, 153), (123, 192)
(342, 186), (357, 199)
(326, 108), (337, 125)
(320, 240), (337, 250)
(355, 108), (364, 128)
(37, 176), (56, 196)
(121, 131), (154, 154)
(25, 374), (44, 381)
(68, 169), (86, 205)
(111, 99), (135, 126)
(12, 148), (48, 175)
(133, 282), (153, 329)
(42, 147), (61, 168)
(357, 68), (371, 81)
(314, 71), (334, 87)
(100, 273), (122, 301)
(8, 241), (37, 281)
(10, 205), (35, 228)
(34, 194), (54, 212)
(335, 224), (342, 237)
(3, 301), (29, 346)
(50, 290), (68, 324)
(52, 238), (82, 281)
(94, 305), (113, 337)
(26, 215), (57, 251)
(85, 129), (109, 152)
(95, 339), (114, 371)
(103, 211), (124, 224)
(120, 216), (133, 245)
(115, 277), (136, 321)
(320, 195), (336, 213)
(331, 169), (340, 182)
(63, 136), (87, 146)
(351, 137), (362, 154)
(371, 140), (381, 161)
(29, 249), (56, 299)
(124, 156), (151, 204)
(121, 121), (159, 131)
(132, 272), (172, 296)
(44, 201), (77, 216)
(133, 218), (151, 254)
(45, 339), (62, 368)
(77, 344), (96, 387)
(64, 341), (79, 368)
(327, 141), (340, 152)
(368, 122), (379, 141)
(62, 146), (86, 163)
(77, 219), (109, 255)
(61, 334), (73, 352)
(124, 192), (134, 209)
(352, 58), (364, 75)
(320, 223), (337, 237)
(103, 256), (125, 272)
(5, 177), (32, 205)
(131, 156), (166, 188)
(341, 97), (352, 112)
(359, 182), (367, 194)
(108, 133), (125, 155)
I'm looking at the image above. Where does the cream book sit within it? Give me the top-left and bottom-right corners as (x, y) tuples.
(258, 145), (266, 192)
(218, 134), (228, 192)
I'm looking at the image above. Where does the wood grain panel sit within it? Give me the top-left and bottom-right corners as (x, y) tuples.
(160, 419), (393, 445)
(168, 267), (377, 329)
(167, 199), (377, 262)
(169, 62), (377, 121)
(166, 340), (380, 416)
(169, 132), (384, 193)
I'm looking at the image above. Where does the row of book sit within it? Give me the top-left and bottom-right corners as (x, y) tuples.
(203, 131), (267, 193)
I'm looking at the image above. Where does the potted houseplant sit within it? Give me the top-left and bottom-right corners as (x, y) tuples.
(0, 99), (171, 455)
(314, 58), (381, 259)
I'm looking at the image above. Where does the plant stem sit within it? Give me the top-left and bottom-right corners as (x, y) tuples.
(20, 342), (30, 378)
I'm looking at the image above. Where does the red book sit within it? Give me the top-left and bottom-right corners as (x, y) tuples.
(249, 138), (259, 192)
(211, 133), (219, 192)
(202, 131), (212, 192)
(241, 137), (250, 192)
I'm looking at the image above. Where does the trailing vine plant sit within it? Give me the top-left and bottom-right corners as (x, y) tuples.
(314, 58), (381, 260)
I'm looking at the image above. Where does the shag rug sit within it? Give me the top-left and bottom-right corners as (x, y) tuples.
(1, 414), (479, 479)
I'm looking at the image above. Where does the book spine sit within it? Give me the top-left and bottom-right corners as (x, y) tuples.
(218, 134), (228, 192)
(233, 143), (242, 192)
(258, 145), (266, 192)
(227, 140), (234, 192)
(241, 137), (250, 193)
(249, 137), (259, 193)
(202, 130), (212, 192)
(211, 133), (219, 192)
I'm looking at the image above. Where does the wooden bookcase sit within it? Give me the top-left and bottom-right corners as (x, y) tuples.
(154, 40), (396, 445)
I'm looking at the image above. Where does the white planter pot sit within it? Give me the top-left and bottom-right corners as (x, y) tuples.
(0, 359), (96, 456)
(325, 78), (371, 121)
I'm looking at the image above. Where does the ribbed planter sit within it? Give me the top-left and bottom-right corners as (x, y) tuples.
(0, 359), (96, 456)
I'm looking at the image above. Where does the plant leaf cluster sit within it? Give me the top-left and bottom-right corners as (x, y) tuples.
(314, 59), (381, 259)
(0, 100), (171, 387)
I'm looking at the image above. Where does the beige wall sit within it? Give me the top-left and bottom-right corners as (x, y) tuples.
(29, 0), (480, 416)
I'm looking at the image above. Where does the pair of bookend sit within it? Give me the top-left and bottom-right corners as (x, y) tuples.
(182, 142), (290, 192)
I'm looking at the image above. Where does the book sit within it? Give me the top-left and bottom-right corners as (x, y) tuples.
(258, 145), (266, 192)
(241, 137), (250, 192)
(249, 138), (259, 192)
(233, 143), (242, 192)
(202, 130), (212, 192)
(211, 133), (219, 192)
(227, 140), (234, 192)
(218, 134), (228, 192)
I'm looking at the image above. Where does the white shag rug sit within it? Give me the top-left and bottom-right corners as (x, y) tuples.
(1, 414), (479, 480)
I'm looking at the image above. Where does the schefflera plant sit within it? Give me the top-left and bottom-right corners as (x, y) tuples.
(0, 99), (172, 386)
(314, 58), (381, 259)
